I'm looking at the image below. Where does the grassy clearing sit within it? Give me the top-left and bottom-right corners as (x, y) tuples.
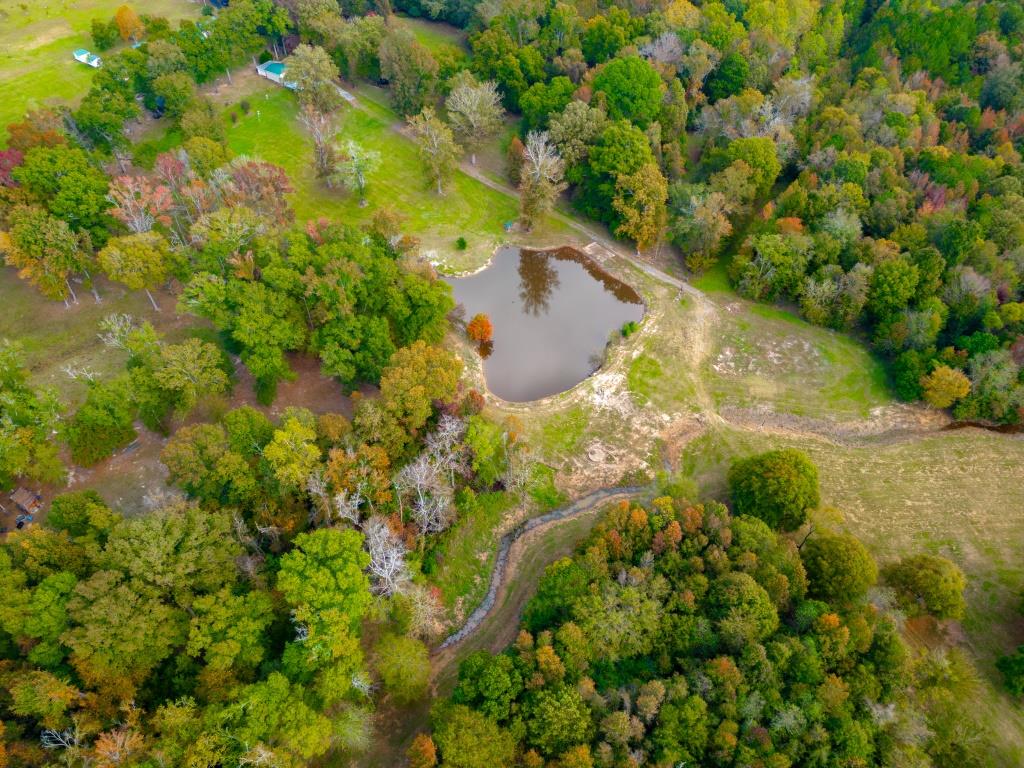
(393, 15), (467, 53)
(422, 491), (515, 622)
(0, 0), (198, 137)
(705, 296), (891, 419)
(225, 84), (570, 271)
(433, 502), (614, 692)
(0, 268), (195, 405)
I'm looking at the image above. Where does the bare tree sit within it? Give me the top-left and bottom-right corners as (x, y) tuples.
(411, 493), (453, 535)
(425, 414), (467, 485)
(403, 582), (444, 639)
(365, 516), (411, 596)
(332, 489), (365, 526)
(98, 313), (136, 350)
(298, 103), (336, 179)
(395, 453), (443, 513)
(519, 130), (566, 230)
(445, 72), (504, 165)
(306, 469), (332, 526)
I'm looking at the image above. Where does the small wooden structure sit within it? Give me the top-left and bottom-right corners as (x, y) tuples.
(10, 488), (41, 515)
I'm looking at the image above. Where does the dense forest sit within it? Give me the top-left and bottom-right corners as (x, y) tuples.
(0, 341), (538, 764)
(422, 456), (987, 768)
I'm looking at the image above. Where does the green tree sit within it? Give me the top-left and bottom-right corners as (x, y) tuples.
(63, 570), (187, 699)
(1, 204), (90, 301)
(263, 417), (322, 491)
(408, 108), (461, 195)
(7, 669), (79, 729)
(161, 423), (260, 507)
(722, 137), (780, 197)
(149, 338), (230, 417)
(99, 502), (239, 608)
(997, 647), (1024, 697)
(286, 43), (342, 113)
(591, 56), (663, 127)
(884, 554), (967, 620)
(651, 695), (709, 765)
(187, 588), (274, 677)
(452, 651), (525, 721)
(151, 71), (196, 118)
(98, 232), (173, 311)
(868, 257), (919, 322)
(277, 527), (372, 630)
(577, 120), (652, 225)
(91, 18), (119, 50)
(802, 532), (878, 604)
(65, 377), (137, 466)
(355, 341), (462, 458)
(374, 633), (430, 703)
(432, 704), (517, 768)
(705, 51), (749, 102)
(0, 341), (64, 488)
(465, 416), (508, 487)
(707, 571), (780, 644)
(524, 686), (594, 756)
(224, 673), (334, 764)
(0, 569), (77, 669)
(74, 88), (140, 151)
(12, 145), (111, 241)
(519, 76), (576, 131)
(380, 29), (439, 116)
(728, 449), (820, 531)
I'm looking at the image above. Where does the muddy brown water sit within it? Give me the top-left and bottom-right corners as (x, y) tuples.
(446, 246), (644, 402)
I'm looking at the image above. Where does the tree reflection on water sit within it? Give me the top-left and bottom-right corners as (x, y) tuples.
(517, 249), (560, 316)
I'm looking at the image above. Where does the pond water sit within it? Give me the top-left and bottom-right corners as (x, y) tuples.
(445, 247), (644, 402)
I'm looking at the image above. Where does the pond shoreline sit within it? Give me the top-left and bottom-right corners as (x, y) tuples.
(444, 245), (645, 403)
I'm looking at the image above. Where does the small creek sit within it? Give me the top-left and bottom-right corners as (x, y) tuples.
(445, 246), (644, 402)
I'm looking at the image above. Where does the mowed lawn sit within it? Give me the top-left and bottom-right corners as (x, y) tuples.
(393, 15), (467, 54)
(225, 85), (560, 270)
(0, 0), (199, 137)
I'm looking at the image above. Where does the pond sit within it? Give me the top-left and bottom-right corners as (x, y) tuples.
(445, 247), (644, 402)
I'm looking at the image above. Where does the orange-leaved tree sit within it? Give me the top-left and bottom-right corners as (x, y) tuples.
(467, 313), (493, 343)
(115, 5), (144, 41)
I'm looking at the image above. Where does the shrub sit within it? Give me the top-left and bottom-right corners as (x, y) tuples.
(456, 236), (468, 250)
(621, 320), (639, 337)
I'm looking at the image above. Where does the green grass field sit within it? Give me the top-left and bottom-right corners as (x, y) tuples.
(0, 0), (199, 137)
(704, 298), (892, 419)
(423, 491), (516, 622)
(225, 85), (569, 270)
(393, 15), (467, 54)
